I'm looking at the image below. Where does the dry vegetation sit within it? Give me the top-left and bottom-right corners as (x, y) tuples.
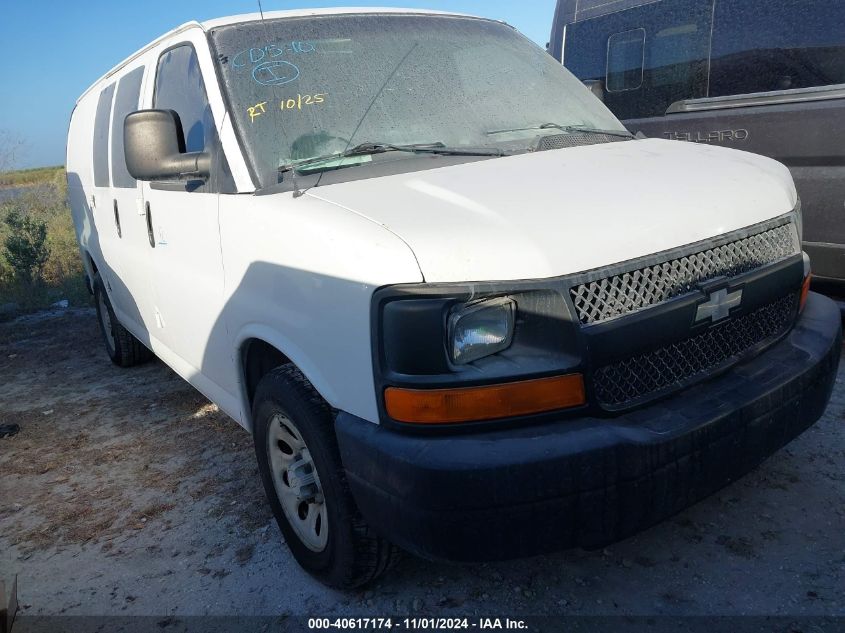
(0, 166), (88, 315)
(0, 165), (64, 189)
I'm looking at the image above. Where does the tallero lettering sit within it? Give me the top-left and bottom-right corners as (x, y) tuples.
(664, 129), (750, 143)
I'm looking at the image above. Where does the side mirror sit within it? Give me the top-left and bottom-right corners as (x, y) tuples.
(124, 109), (211, 181)
(583, 80), (605, 103)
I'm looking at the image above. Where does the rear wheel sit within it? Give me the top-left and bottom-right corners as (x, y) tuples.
(253, 365), (399, 588)
(93, 274), (152, 367)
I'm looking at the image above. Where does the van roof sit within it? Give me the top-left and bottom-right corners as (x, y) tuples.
(76, 7), (478, 105)
(201, 7), (473, 29)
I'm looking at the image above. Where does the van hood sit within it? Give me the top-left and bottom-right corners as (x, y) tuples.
(305, 139), (798, 283)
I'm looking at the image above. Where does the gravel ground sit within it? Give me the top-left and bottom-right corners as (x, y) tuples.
(1, 307), (844, 619)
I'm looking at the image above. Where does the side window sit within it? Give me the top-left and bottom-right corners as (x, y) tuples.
(152, 44), (233, 192)
(607, 29), (645, 92)
(110, 67), (145, 189)
(154, 45), (216, 154)
(93, 83), (116, 187)
(710, 0), (845, 97)
(650, 22), (707, 91)
(564, 0), (712, 120)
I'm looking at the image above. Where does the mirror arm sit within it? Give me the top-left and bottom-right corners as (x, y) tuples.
(172, 152), (212, 180)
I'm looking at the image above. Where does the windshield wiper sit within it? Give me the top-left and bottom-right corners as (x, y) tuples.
(279, 142), (507, 174)
(486, 123), (635, 139)
(546, 123), (635, 139)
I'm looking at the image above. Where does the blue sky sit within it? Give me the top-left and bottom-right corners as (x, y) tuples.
(0, 0), (558, 169)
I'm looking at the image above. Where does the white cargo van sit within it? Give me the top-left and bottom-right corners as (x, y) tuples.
(67, 8), (841, 588)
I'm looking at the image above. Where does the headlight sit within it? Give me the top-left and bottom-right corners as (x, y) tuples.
(448, 297), (515, 365)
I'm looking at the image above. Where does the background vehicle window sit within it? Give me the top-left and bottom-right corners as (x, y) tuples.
(564, 0), (712, 119)
(93, 83), (115, 187)
(110, 67), (144, 189)
(651, 22), (705, 89)
(710, 0), (845, 97)
(607, 29), (645, 92)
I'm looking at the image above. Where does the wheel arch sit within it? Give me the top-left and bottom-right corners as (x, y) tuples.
(81, 250), (99, 295)
(238, 329), (339, 432)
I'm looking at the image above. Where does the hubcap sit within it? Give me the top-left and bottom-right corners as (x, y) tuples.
(266, 414), (328, 552)
(97, 290), (116, 354)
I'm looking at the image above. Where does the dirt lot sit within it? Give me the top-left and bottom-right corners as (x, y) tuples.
(1, 308), (844, 618)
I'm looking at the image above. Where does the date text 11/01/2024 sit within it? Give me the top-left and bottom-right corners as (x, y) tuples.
(248, 93), (327, 122)
(307, 618), (529, 630)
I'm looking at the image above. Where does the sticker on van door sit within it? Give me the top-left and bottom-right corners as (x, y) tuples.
(664, 129), (749, 143)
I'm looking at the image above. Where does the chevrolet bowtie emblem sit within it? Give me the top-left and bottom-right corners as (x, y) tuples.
(696, 288), (743, 323)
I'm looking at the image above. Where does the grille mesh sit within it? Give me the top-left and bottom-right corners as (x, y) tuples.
(571, 223), (798, 325)
(537, 133), (626, 151)
(593, 293), (798, 408)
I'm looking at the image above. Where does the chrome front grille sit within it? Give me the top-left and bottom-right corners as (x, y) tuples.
(570, 222), (799, 325)
(592, 293), (799, 408)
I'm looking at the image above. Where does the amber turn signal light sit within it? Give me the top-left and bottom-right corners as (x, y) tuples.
(384, 374), (586, 424)
(800, 273), (812, 312)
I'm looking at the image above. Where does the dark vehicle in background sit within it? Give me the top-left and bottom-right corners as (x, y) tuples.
(550, 0), (845, 289)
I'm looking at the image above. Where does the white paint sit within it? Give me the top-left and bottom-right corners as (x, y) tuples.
(308, 139), (796, 283)
(67, 12), (799, 430)
(200, 7), (476, 31)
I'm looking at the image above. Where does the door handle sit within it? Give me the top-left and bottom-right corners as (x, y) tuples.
(145, 202), (155, 248)
(113, 199), (122, 238)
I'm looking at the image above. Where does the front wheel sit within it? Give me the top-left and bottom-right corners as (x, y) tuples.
(253, 365), (399, 588)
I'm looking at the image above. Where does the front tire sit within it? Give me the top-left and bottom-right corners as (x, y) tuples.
(253, 365), (399, 588)
(93, 274), (152, 367)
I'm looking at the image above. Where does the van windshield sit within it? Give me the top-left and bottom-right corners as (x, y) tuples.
(210, 13), (626, 188)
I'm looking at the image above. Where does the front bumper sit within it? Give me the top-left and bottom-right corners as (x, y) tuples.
(336, 293), (842, 562)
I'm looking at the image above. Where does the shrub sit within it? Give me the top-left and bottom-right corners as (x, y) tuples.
(0, 167), (89, 314)
(3, 208), (50, 298)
